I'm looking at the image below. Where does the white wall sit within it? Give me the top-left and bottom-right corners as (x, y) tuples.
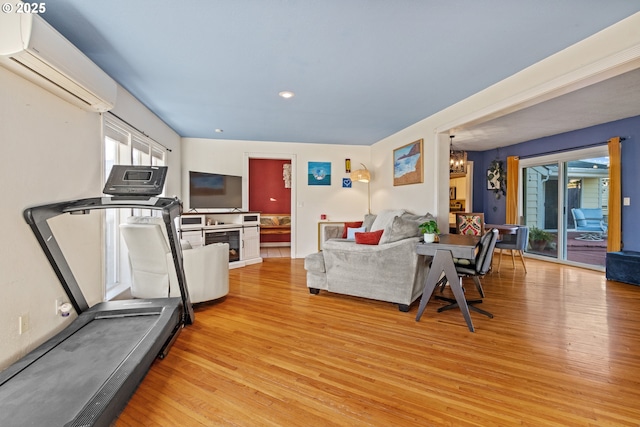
(0, 66), (102, 369)
(0, 69), (180, 370)
(370, 128), (443, 226)
(182, 138), (370, 257)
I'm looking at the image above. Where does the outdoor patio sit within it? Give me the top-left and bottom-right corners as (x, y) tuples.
(527, 231), (606, 267)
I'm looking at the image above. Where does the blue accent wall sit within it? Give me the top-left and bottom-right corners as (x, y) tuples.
(469, 115), (640, 251)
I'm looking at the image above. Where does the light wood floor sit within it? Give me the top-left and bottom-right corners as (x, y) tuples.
(116, 258), (640, 426)
(260, 246), (291, 258)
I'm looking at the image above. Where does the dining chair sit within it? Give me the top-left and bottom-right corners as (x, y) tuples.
(455, 212), (485, 236)
(436, 228), (498, 318)
(495, 225), (528, 273)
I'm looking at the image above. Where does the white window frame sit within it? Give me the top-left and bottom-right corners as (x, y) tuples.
(103, 113), (166, 300)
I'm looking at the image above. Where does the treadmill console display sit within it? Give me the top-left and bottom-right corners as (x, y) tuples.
(103, 165), (168, 196)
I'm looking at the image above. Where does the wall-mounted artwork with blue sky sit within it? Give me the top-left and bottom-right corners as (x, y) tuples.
(308, 162), (331, 186)
(393, 139), (423, 186)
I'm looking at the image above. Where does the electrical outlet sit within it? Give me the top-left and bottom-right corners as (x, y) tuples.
(18, 314), (29, 334)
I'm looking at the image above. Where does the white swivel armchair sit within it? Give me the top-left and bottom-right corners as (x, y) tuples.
(120, 216), (229, 303)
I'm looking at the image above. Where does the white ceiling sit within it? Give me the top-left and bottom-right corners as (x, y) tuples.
(453, 67), (640, 151)
(40, 1), (640, 147)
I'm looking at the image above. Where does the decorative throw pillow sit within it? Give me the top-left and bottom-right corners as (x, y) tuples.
(402, 212), (435, 227)
(458, 215), (483, 236)
(355, 229), (384, 245)
(346, 226), (366, 240)
(362, 213), (377, 231)
(370, 209), (406, 233)
(342, 221), (364, 238)
(378, 215), (420, 245)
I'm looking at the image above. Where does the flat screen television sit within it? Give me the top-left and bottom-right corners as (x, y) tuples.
(189, 171), (243, 210)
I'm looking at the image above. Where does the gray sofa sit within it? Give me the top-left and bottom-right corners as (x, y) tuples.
(304, 209), (433, 311)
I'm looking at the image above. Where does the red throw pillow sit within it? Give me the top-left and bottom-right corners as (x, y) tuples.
(342, 221), (364, 238)
(355, 229), (384, 245)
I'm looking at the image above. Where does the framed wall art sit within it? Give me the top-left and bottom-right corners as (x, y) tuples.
(487, 159), (506, 199)
(393, 139), (423, 186)
(308, 161), (331, 186)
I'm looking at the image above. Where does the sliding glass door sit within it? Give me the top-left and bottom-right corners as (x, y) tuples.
(520, 146), (609, 268)
(522, 162), (559, 259)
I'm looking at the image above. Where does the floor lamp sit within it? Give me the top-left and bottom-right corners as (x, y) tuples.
(350, 163), (371, 214)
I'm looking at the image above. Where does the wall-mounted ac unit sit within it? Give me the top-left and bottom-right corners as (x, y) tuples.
(0, 12), (117, 112)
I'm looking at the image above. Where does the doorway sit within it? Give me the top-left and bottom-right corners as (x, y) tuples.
(520, 146), (609, 268)
(449, 161), (474, 231)
(244, 153), (297, 259)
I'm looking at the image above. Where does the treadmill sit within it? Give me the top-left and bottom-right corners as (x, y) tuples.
(0, 166), (195, 427)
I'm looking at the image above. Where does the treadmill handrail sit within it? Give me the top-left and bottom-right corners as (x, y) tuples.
(23, 196), (195, 325)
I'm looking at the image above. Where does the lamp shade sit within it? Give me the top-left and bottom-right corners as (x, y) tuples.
(350, 168), (370, 183)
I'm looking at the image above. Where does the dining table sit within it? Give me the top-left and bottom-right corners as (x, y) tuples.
(415, 234), (481, 332)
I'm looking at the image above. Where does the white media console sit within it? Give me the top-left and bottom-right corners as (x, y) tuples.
(179, 212), (262, 269)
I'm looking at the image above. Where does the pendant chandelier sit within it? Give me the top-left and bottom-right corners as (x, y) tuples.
(449, 135), (467, 176)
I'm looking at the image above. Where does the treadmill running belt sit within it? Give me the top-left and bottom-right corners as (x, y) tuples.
(0, 315), (160, 426)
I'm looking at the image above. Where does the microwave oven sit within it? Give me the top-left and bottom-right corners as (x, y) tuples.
(180, 215), (206, 229)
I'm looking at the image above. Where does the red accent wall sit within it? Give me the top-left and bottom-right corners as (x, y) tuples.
(249, 159), (291, 243)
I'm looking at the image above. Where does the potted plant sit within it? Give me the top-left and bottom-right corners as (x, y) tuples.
(419, 220), (440, 243)
(529, 226), (553, 251)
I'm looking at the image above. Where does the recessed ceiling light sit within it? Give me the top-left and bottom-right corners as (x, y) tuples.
(278, 91), (295, 99)
(215, 128), (224, 133)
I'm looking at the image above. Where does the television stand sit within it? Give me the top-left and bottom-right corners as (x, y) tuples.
(179, 212), (262, 268)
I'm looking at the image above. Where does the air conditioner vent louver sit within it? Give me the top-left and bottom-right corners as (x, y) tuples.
(0, 12), (116, 112)
(11, 57), (93, 107)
